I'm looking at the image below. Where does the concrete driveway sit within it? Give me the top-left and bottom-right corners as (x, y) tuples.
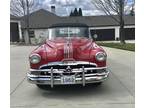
(10, 45), (135, 108)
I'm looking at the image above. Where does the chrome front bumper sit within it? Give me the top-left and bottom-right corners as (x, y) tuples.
(27, 61), (109, 87)
(27, 62), (109, 87)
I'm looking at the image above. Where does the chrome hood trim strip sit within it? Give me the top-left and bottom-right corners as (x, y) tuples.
(64, 39), (73, 59)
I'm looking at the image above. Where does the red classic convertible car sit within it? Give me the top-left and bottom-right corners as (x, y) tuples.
(27, 23), (109, 88)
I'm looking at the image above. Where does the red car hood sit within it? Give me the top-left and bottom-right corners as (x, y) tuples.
(46, 37), (93, 51)
(31, 37), (105, 69)
(45, 37), (94, 60)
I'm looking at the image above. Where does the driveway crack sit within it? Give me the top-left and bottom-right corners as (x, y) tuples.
(10, 76), (26, 95)
(110, 69), (134, 97)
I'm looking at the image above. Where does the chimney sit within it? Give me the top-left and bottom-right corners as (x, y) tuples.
(51, 5), (55, 14)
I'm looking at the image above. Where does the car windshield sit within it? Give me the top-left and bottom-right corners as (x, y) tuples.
(49, 27), (89, 39)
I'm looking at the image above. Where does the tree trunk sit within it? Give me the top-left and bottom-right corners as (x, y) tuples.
(119, 20), (125, 44)
(119, 0), (125, 44)
(26, 20), (31, 44)
(26, 0), (31, 44)
(24, 30), (29, 44)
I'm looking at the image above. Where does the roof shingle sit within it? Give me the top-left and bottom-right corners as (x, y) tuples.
(20, 9), (135, 29)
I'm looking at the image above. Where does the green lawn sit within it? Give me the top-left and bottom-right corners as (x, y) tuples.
(96, 42), (135, 51)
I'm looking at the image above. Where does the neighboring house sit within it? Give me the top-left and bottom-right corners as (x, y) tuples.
(10, 8), (135, 44)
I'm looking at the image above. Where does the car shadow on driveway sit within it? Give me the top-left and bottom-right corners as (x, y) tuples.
(39, 83), (111, 99)
(33, 72), (133, 103)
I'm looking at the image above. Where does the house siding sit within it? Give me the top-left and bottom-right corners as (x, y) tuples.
(22, 29), (49, 44)
(34, 29), (49, 39)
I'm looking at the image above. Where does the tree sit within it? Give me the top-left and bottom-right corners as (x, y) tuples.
(10, 0), (38, 44)
(73, 8), (79, 16)
(130, 4), (135, 16)
(70, 11), (73, 16)
(70, 8), (83, 16)
(92, 0), (134, 44)
(78, 8), (83, 16)
(130, 8), (134, 16)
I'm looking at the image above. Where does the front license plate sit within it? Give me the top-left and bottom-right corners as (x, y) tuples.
(61, 76), (75, 84)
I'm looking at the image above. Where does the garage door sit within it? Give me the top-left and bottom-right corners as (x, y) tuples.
(10, 22), (19, 42)
(90, 29), (115, 41)
(124, 28), (135, 40)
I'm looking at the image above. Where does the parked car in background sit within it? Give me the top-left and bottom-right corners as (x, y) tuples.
(27, 23), (109, 89)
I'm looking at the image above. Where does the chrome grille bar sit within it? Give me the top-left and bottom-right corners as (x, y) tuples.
(50, 67), (53, 88)
(82, 66), (85, 86)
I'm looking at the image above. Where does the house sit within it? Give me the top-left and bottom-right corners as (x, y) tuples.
(59, 15), (135, 41)
(10, 8), (135, 44)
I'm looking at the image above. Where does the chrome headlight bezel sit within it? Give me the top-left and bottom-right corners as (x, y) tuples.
(95, 52), (107, 62)
(29, 54), (41, 64)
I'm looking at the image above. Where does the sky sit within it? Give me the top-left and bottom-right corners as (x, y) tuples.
(11, 0), (134, 16)
(36, 0), (101, 16)
(36, 0), (134, 16)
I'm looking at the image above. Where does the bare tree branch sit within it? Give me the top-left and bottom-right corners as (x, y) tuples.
(10, 0), (39, 44)
(10, 0), (38, 17)
(92, 0), (135, 44)
(92, 0), (120, 23)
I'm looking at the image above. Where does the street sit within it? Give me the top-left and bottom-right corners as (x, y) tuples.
(10, 45), (135, 108)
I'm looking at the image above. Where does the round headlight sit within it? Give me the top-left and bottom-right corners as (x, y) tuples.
(29, 54), (41, 64)
(95, 52), (106, 61)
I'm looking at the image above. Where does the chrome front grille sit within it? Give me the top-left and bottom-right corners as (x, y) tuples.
(31, 61), (107, 79)
(36, 61), (106, 76)
(40, 63), (97, 69)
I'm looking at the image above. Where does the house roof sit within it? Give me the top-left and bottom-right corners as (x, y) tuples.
(60, 15), (135, 27)
(21, 9), (61, 29)
(49, 23), (89, 28)
(10, 14), (20, 20)
(20, 9), (135, 29)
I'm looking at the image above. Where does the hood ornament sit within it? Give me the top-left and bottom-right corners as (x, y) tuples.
(64, 66), (72, 73)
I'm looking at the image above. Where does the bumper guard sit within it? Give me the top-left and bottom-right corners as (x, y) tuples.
(27, 66), (109, 88)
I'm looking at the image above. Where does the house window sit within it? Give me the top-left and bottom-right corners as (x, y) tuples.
(29, 30), (35, 38)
